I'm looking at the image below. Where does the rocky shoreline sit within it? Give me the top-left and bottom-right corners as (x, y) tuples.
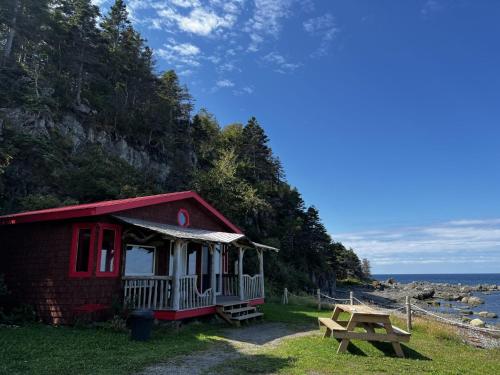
(337, 279), (500, 348)
(345, 279), (500, 330)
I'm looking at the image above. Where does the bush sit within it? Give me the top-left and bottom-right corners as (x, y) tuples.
(0, 304), (37, 325)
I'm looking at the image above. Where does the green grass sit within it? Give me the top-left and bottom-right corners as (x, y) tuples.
(215, 303), (500, 375)
(1, 303), (499, 375)
(0, 322), (221, 375)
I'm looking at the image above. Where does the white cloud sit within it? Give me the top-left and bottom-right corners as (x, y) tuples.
(245, 0), (294, 52)
(421, 0), (443, 16)
(216, 79), (235, 87)
(156, 41), (201, 67)
(303, 13), (338, 57)
(262, 52), (301, 74)
(149, 0), (244, 37)
(334, 218), (500, 273)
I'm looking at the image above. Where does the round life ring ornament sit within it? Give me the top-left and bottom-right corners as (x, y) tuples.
(177, 208), (190, 227)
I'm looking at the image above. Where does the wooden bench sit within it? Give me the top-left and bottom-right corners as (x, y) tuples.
(318, 317), (347, 338)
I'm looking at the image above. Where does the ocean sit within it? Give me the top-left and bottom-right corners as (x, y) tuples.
(374, 274), (500, 325)
(373, 273), (500, 285)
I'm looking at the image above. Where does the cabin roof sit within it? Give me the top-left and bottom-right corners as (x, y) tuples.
(0, 191), (242, 234)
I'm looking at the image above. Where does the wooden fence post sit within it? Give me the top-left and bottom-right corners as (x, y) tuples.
(282, 288), (288, 304)
(406, 296), (412, 331)
(349, 291), (353, 305)
(317, 289), (321, 310)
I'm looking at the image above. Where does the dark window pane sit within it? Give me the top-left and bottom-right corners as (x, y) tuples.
(99, 229), (116, 273)
(75, 228), (91, 272)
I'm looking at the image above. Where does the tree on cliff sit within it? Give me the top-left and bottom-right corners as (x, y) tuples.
(0, 0), (365, 291)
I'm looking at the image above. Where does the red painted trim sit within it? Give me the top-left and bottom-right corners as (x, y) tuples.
(177, 208), (190, 227)
(69, 223), (96, 278)
(154, 306), (217, 321)
(0, 191), (243, 234)
(95, 223), (122, 277)
(73, 304), (109, 313)
(248, 298), (265, 306)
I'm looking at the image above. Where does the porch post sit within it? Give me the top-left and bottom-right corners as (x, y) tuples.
(257, 249), (265, 299)
(210, 244), (217, 305)
(218, 244), (223, 295)
(171, 240), (183, 310)
(238, 247), (245, 301)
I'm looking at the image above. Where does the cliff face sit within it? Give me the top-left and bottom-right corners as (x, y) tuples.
(1, 108), (174, 183)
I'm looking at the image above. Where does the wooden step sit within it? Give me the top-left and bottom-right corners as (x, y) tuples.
(227, 306), (255, 314)
(231, 312), (263, 321)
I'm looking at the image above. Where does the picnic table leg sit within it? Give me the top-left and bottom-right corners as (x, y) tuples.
(392, 342), (405, 358)
(381, 319), (405, 358)
(323, 328), (332, 338)
(337, 338), (350, 353)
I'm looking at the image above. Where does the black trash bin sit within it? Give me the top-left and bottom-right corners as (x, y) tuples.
(129, 309), (154, 341)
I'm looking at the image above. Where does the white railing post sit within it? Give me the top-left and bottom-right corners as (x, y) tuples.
(210, 244), (217, 305)
(218, 244), (223, 296)
(171, 240), (184, 310)
(349, 291), (354, 305)
(257, 249), (265, 298)
(238, 247), (245, 300)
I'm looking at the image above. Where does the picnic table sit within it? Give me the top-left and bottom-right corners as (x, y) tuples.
(318, 304), (411, 358)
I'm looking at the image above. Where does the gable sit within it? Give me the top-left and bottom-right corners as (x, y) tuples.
(107, 198), (235, 233)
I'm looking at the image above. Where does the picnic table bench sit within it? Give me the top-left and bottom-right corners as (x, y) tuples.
(318, 304), (411, 358)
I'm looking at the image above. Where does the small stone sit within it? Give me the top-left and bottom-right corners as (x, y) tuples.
(459, 310), (473, 315)
(477, 311), (498, 319)
(470, 318), (485, 328)
(461, 317), (471, 323)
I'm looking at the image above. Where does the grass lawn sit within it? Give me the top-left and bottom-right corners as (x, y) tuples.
(0, 322), (222, 375)
(1, 302), (499, 375)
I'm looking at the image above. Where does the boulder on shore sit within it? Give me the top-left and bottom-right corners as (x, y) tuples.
(414, 288), (435, 300)
(470, 318), (485, 328)
(467, 296), (484, 305)
(477, 311), (498, 319)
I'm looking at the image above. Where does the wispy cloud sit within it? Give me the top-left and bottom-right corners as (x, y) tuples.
(216, 79), (235, 88)
(334, 219), (500, 273)
(245, 0), (294, 52)
(421, 0), (444, 17)
(156, 41), (201, 67)
(303, 13), (338, 57)
(262, 52), (301, 74)
(137, 0), (244, 36)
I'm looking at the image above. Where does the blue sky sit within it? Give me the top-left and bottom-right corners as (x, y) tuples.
(95, 1), (500, 274)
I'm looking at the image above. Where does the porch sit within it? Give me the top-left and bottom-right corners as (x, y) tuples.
(118, 216), (275, 321)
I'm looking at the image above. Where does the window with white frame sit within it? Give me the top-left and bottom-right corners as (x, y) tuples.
(124, 245), (156, 276)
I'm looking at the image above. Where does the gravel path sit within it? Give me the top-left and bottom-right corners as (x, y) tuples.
(136, 323), (317, 375)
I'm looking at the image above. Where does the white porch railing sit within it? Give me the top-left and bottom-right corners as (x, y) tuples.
(243, 274), (263, 300)
(123, 276), (172, 310)
(222, 274), (239, 296)
(179, 275), (213, 310)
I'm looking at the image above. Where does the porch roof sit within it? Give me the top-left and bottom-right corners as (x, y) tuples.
(115, 216), (246, 245)
(114, 216), (279, 251)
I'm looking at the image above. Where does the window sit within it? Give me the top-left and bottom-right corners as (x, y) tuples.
(96, 224), (121, 277)
(69, 224), (96, 277)
(177, 208), (189, 227)
(125, 245), (156, 276)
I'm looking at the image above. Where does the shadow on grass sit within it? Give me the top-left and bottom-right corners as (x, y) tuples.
(369, 341), (431, 361)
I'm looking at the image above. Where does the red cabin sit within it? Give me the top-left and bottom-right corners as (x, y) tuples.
(0, 191), (277, 324)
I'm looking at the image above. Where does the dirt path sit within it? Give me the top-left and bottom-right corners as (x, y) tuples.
(137, 323), (317, 375)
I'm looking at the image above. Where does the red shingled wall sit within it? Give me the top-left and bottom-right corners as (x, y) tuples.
(0, 197), (236, 324)
(0, 221), (121, 324)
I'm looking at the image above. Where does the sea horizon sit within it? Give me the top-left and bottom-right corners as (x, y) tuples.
(373, 273), (500, 286)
